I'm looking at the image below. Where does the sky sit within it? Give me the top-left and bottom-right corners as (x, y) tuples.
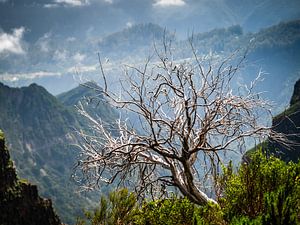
(0, 0), (299, 94)
(0, 0), (192, 42)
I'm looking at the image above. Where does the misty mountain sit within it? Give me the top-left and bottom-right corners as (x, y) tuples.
(224, 0), (300, 31)
(1, 20), (299, 111)
(97, 23), (174, 59)
(1, 0), (299, 42)
(0, 82), (118, 224)
(175, 20), (300, 112)
(58, 81), (118, 128)
(97, 20), (300, 112)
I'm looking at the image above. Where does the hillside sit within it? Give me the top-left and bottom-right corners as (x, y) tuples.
(245, 79), (300, 162)
(179, 20), (300, 111)
(0, 82), (118, 224)
(0, 130), (61, 225)
(97, 23), (174, 59)
(269, 79), (300, 162)
(224, 0), (300, 31)
(58, 81), (118, 127)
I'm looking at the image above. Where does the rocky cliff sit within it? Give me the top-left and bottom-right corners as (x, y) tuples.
(269, 79), (300, 162)
(244, 79), (300, 162)
(0, 130), (61, 225)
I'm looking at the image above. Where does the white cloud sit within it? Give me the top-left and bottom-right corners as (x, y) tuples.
(0, 71), (62, 82)
(53, 0), (90, 7)
(44, 0), (90, 8)
(66, 37), (76, 42)
(53, 49), (68, 61)
(36, 33), (52, 53)
(44, 3), (59, 8)
(73, 52), (86, 63)
(45, 0), (112, 8)
(153, 0), (186, 7)
(103, 0), (113, 4)
(67, 64), (97, 73)
(126, 21), (133, 28)
(0, 27), (26, 55)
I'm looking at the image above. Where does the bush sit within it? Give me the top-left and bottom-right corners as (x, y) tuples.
(220, 150), (300, 224)
(78, 150), (300, 225)
(135, 197), (196, 225)
(77, 188), (138, 225)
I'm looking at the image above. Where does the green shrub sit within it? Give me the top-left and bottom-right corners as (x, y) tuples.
(78, 150), (300, 225)
(134, 197), (196, 225)
(78, 188), (138, 225)
(220, 150), (300, 224)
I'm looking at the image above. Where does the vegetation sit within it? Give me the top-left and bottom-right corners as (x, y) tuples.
(0, 130), (61, 225)
(0, 82), (118, 224)
(77, 150), (300, 225)
(220, 151), (300, 224)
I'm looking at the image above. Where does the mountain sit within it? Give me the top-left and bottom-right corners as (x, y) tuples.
(0, 82), (118, 224)
(58, 81), (118, 127)
(269, 79), (300, 162)
(0, 130), (61, 225)
(224, 0), (300, 31)
(180, 20), (300, 112)
(97, 23), (174, 59)
(1, 0), (298, 42)
(244, 79), (300, 162)
(1, 20), (299, 101)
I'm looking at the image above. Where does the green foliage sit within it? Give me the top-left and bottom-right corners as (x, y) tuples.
(78, 191), (226, 225)
(220, 150), (300, 224)
(135, 197), (196, 225)
(0, 82), (118, 224)
(79, 150), (300, 225)
(78, 188), (138, 225)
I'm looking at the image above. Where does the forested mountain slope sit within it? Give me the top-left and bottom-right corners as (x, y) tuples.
(0, 82), (117, 224)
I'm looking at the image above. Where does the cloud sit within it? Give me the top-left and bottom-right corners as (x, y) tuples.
(67, 64), (97, 73)
(36, 32), (52, 53)
(44, 3), (59, 8)
(53, 49), (68, 61)
(0, 0), (8, 3)
(153, 0), (186, 7)
(66, 37), (76, 42)
(47, 0), (90, 7)
(126, 21), (134, 28)
(45, 0), (113, 7)
(56, 0), (89, 6)
(0, 27), (26, 55)
(0, 71), (62, 82)
(73, 52), (86, 63)
(103, 0), (113, 4)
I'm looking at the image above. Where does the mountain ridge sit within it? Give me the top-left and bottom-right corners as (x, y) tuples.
(0, 81), (118, 224)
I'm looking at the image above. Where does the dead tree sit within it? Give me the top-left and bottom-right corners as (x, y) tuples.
(73, 44), (290, 205)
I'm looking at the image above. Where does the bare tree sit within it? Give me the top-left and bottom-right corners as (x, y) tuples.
(73, 43), (290, 205)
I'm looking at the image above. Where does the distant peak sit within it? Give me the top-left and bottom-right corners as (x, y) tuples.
(81, 81), (101, 89)
(28, 83), (40, 89)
